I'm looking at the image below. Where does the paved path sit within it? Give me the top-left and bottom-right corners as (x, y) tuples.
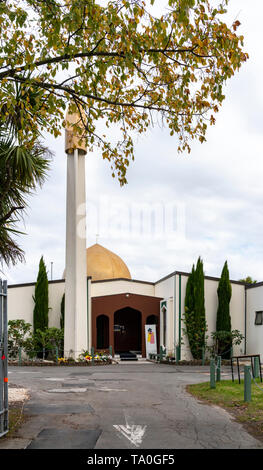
(0, 363), (262, 449)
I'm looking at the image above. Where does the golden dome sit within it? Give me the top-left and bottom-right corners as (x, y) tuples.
(63, 243), (131, 281)
(86, 243), (131, 281)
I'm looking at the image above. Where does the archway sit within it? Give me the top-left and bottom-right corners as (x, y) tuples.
(114, 307), (141, 354)
(96, 315), (109, 349)
(146, 314), (158, 325)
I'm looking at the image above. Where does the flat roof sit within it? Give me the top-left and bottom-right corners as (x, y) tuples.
(155, 270), (247, 286)
(245, 281), (263, 290)
(8, 271), (248, 288)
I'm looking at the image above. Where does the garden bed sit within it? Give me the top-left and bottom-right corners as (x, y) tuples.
(8, 359), (113, 366)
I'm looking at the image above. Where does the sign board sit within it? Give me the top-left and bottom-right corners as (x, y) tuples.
(145, 324), (157, 358)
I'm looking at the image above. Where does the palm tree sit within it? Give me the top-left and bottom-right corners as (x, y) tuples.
(0, 81), (51, 266)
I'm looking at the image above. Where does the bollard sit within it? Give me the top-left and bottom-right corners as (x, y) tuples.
(216, 356), (221, 382)
(55, 346), (58, 364)
(109, 345), (113, 357)
(210, 358), (216, 389)
(254, 357), (260, 379)
(202, 347), (205, 366)
(18, 347), (22, 366)
(176, 345), (180, 364)
(244, 365), (251, 402)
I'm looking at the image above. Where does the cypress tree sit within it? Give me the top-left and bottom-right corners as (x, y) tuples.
(184, 264), (196, 356)
(194, 257), (206, 357)
(185, 264), (195, 314)
(216, 261), (232, 358)
(184, 257), (206, 359)
(33, 256), (49, 333)
(60, 293), (65, 330)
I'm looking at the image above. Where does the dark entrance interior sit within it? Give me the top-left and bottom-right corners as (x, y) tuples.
(114, 307), (141, 354)
(96, 315), (109, 349)
(146, 314), (159, 353)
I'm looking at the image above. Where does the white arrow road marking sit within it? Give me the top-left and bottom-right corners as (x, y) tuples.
(113, 414), (147, 448)
(44, 378), (65, 381)
(98, 388), (128, 392)
(47, 388), (88, 393)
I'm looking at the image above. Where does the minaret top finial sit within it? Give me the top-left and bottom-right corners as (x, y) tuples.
(65, 103), (87, 155)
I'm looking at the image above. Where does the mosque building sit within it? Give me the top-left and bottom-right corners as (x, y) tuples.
(6, 107), (263, 361)
(7, 241), (263, 361)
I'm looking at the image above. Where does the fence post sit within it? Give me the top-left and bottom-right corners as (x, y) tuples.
(210, 358), (216, 389)
(216, 356), (221, 382)
(159, 346), (163, 362)
(3, 281), (8, 434)
(254, 357), (260, 379)
(18, 347), (22, 366)
(244, 365), (251, 402)
(0, 280), (8, 437)
(176, 345), (180, 364)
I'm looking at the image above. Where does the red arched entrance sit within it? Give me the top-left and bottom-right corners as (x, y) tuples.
(92, 292), (162, 357)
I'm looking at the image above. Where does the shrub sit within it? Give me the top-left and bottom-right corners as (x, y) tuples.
(8, 319), (32, 358)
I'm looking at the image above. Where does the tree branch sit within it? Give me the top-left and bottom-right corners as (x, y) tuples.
(0, 206), (24, 225)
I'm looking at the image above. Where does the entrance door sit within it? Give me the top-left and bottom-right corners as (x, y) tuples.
(146, 315), (159, 353)
(114, 307), (141, 354)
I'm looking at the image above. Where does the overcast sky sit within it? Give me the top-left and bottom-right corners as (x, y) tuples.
(3, 0), (263, 285)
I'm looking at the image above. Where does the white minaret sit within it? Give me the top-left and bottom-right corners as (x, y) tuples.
(64, 106), (88, 359)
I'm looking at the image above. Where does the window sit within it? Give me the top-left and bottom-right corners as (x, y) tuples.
(255, 311), (263, 325)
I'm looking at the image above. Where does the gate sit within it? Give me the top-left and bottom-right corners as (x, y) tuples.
(0, 280), (8, 437)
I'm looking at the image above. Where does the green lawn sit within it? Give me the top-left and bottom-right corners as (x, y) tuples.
(187, 378), (263, 440)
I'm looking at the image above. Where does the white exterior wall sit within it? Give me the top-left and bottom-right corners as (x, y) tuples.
(91, 279), (155, 298)
(246, 285), (263, 357)
(155, 276), (174, 354)
(229, 283), (246, 355)
(8, 280), (65, 330)
(154, 276), (174, 299)
(47, 282), (65, 328)
(179, 274), (245, 360)
(8, 284), (35, 326)
(179, 274), (189, 360)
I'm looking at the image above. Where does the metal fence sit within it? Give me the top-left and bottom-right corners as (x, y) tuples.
(0, 280), (8, 437)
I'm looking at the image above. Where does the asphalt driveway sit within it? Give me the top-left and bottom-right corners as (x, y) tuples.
(0, 362), (262, 449)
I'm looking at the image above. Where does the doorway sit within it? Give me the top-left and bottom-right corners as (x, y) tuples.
(114, 307), (142, 354)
